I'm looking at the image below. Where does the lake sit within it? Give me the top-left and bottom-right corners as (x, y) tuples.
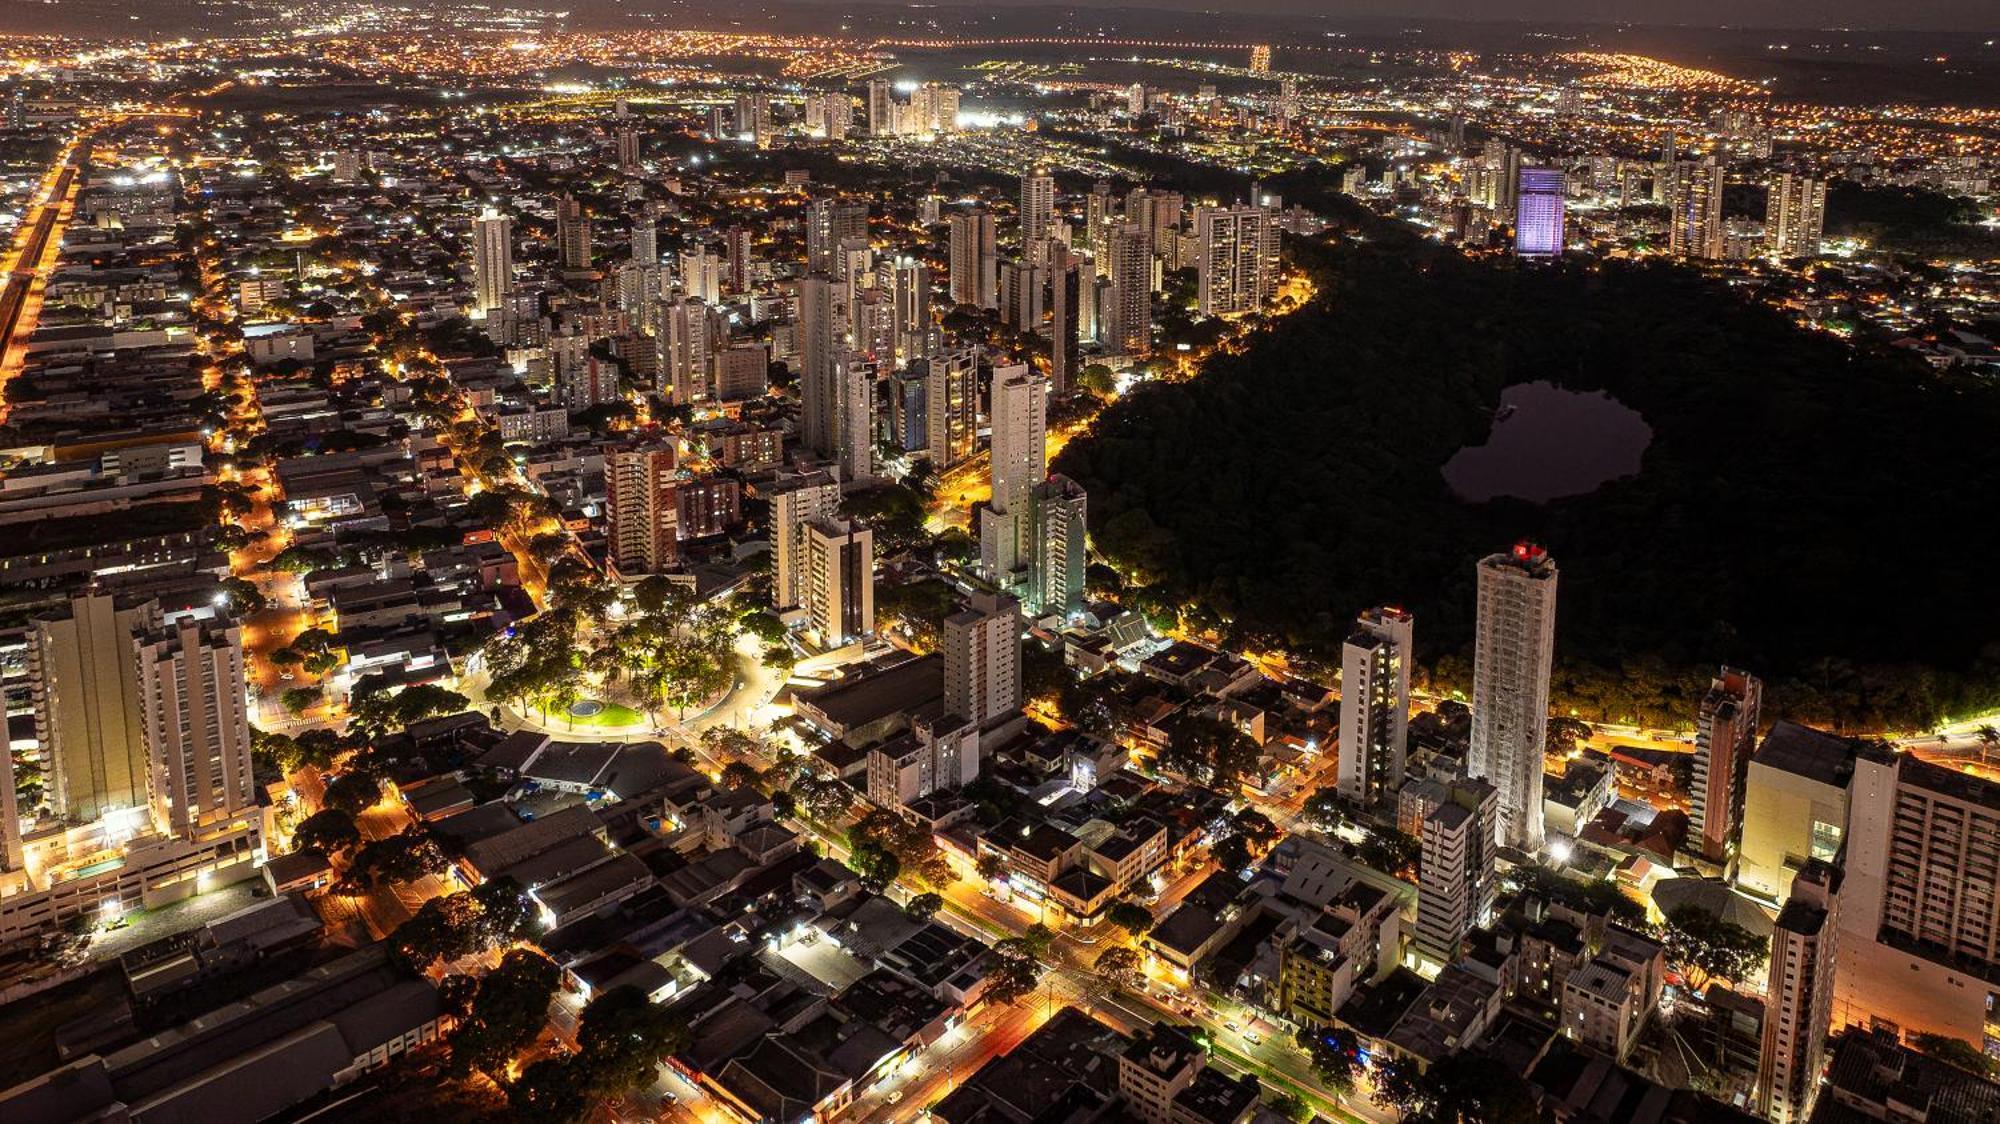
(1443, 381), (1652, 504)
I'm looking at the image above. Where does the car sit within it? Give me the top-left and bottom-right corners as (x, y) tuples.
(660, 1092), (677, 1105)
(1223, 1021), (1239, 1032)
(1244, 1032), (1262, 1046)
(886, 1091), (904, 1105)
(279, 672), (295, 680)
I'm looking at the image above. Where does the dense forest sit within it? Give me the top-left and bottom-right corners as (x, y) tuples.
(1056, 231), (2000, 732)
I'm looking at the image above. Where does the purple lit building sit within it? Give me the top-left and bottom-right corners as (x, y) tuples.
(1513, 166), (1566, 257)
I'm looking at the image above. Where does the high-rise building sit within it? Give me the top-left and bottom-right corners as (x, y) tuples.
(805, 90), (850, 140)
(771, 471), (841, 612)
(981, 366), (1048, 589)
(615, 126), (640, 172)
(1764, 172), (1827, 260)
(472, 211), (514, 316)
(1336, 607), (1414, 808)
(135, 617), (255, 837)
(868, 712), (979, 809)
(32, 594), (160, 823)
(836, 350), (875, 484)
(604, 442), (679, 578)
(661, 296), (713, 403)
(555, 194), (591, 270)
(867, 79), (895, 136)
(1669, 158), (1726, 260)
(922, 348), (978, 469)
(1414, 778), (1498, 971)
(797, 276), (840, 457)
(1689, 668), (1763, 865)
(630, 217), (658, 265)
(1249, 44), (1272, 75)
(714, 342), (769, 402)
(944, 592), (1021, 730)
(805, 520), (874, 648)
(948, 209), (998, 310)
(732, 92), (771, 141)
(892, 257), (933, 362)
(807, 198), (868, 276)
(331, 149), (363, 184)
(724, 225), (753, 294)
(1513, 166), (1566, 257)
(1048, 252), (1082, 393)
(1028, 475), (1089, 620)
(679, 249), (722, 304)
(999, 258), (1044, 332)
(1468, 543), (1558, 854)
(1194, 205), (1277, 316)
(1105, 222), (1153, 357)
(1020, 170), (1055, 250)
(1758, 861), (1842, 1124)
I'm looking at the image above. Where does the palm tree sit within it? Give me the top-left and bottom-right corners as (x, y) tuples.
(1977, 724), (1999, 764)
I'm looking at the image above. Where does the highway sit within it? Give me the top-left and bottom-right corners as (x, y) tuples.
(0, 148), (84, 395)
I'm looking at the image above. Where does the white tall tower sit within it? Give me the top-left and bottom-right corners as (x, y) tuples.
(472, 211), (514, 316)
(1468, 543), (1558, 854)
(1336, 606), (1413, 807)
(135, 616), (256, 837)
(798, 276), (839, 458)
(1195, 205), (1277, 316)
(1020, 171), (1055, 253)
(980, 366), (1047, 589)
(770, 471), (841, 613)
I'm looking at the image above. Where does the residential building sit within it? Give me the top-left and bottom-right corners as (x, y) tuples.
(472, 210), (513, 315)
(798, 275), (840, 457)
(604, 442), (679, 578)
(1194, 206), (1276, 316)
(807, 198), (869, 276)
(555, 194), (591, 270)
(1689, 667), (1763, 866)
(1764, 172), (1827, 260)
(1414, 778), (1497, 972)
(1105, 222), (1153, 357)
(134, 617), (255, 837)
(1028, 474), (1089, 620)
(805, 519), (874, 648)
(980, 366), (1047, 590)
(1669, 158), (1726, 260)
(1468, 543), (1558, 853)
(943, 592), (1020, 730)
(1336, 606), (1414, 808)
(32, 593), (160, 822)
(1020, 171), (1055, 249)
(867, 711), (979, 809)
(948, 209), (998, 310)
(1735, 721), (1858, 903)
(1758, 861), (1841, 1124)
(922, 348), (978, 469)
(1118, 1023), (1205, 1124)
(771, 470), (842, 613)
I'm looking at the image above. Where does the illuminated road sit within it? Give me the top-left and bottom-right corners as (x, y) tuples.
(0, 139), (87, 397)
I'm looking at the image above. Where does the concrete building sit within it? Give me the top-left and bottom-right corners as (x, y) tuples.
(555, 194), (591, 270)
(980, 366), (1047, 591)
(922, 348), (978, 470)
(604, 443), (679, 578)
(1020, 171), (1055, 250)
(32, 593), (160, 823)
(1414, 777), (1497, 972)
(943, 592), (1020, 731)
(1468, 543), (1558, 854)
(1336, 606), (1414, 808)
(867, 711), (978, 809)
(1194, 206), (1277, 316)
(948, 209), (998, 310)
(1028, 474), (1089, 620)
(797, 276), (840, 458)
(1513, 166), (1566, 257)
(1764, 173), (1827, 260)
(1104, 222), (1153, 357)
(1689, 667), (1763, 866)
(1669, 158), (1726, 260)
(134, 617), (255, 837)
(770, 471), (841, 613)
(807, 198), (868, 276)
(472, 210), (513, 315)
(1735, 721), (1857, 903)
(1757, 861), (1841, 1124)
(1118, 1022), (1205, 1124)
(805, 519), (874, 649)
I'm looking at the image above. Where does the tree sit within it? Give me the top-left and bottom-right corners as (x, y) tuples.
(280, 685), (321, 716)
(321, 770), (384, 814)
(1373, 1051), (1539, 1124)
(1095, 946), (1142, 990)
(1662, 904), (1769, 991)
(447, 948), (560, 1077)
(472, 875), (535, 945)
(574, 985), (692, 1097)
(1267, 1091), (1312, 1123)
(988, 937), (1046, 1005)
(1294, 1025), (1360, 1094)
(1213, 833), (1253, 876)
(1912, 1032), (1997, 1078)
(508, 1056), (591, 1124)
(720, 761), (763, 791)
(1106, 900), (1154, 935)
(291, 808), (360, 856)
(976, 853), (1007, 882)
(905, 892), (944, 922)
(352, 828), (449, 887)
(849, 842), (901, 892)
